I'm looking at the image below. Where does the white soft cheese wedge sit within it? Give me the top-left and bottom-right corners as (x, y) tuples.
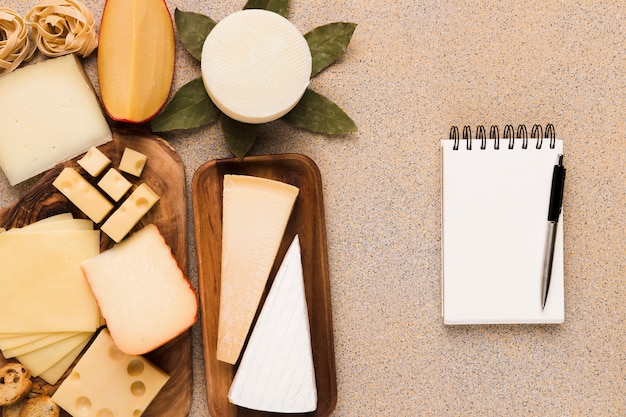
(217, 174), (299, 364)
(52, 329), (169, 416)
(81, 224), (197, 355)
(0, 54), (112, 185)
(201, 9), (312, 124)
(229, 235), (317, 413)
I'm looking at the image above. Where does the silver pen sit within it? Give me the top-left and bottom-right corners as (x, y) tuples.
(541, 154), (566, 310)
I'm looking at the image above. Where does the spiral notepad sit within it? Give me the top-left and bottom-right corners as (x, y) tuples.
(441, 124), (564, 324)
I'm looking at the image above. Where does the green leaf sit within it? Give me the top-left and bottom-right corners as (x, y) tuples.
(174, 8), (217, 61)
(243, 0), (290, 17)
(221, 115), (259, 159)
(282, 89), (357, 134)
(151, 77), (220, 132)
(305, 22), (357, 77)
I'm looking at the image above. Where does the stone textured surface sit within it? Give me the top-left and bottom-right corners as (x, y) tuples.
(0, 0), (624, 415)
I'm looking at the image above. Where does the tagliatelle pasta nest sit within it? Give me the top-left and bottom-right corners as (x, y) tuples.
(26, 0), (97, 58)
(0, 8), (35, 75)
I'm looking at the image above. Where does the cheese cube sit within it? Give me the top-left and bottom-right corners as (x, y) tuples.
(217, 175), (299, 364)
(98, 168), (132, 201)
(77, 146), (111, 177)
(52, 167), (114, 223)
(119, 147), (147, 177)
(81, 225), (197, 355)
(52, 329), (169, 417)
(0, 54), (112, 185)
(100, 183), (159, 242)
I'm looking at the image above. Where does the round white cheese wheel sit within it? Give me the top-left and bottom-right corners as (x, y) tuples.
(200, 9), (312, 124)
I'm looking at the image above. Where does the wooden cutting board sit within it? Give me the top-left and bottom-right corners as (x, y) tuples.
(0, 127), (192, 417)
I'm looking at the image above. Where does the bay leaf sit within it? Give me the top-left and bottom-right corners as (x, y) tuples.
(221, 115), (259, 159)
(174, 8), (217, 61)
(243, 0), (290, 17)
(282, 88), (357, 134)
(151, 77), (219, 132)
(305, 22), (357, 77)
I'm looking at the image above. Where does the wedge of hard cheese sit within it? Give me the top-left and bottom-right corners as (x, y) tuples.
(0, 54), (112, 185)
(217, 174), (299, 364)
(82, 224), (197, 355)
(229, 235), (317, 413)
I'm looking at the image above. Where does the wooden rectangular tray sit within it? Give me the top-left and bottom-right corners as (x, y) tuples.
(0, 127), (192, 417)
(192, 154), (337, 417)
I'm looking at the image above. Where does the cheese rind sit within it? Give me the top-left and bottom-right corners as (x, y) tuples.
(0, 54), (112, 185)
(228, 235), (317, 412)
(100, 183), (160, 242)
(52, 329), (169, 416)
(53, 167), (114, 223)
(77, 146), (111, 177)
(82, 224), (197, 355)
(217, 175), (299, 364)
(201, 9), (311, 124)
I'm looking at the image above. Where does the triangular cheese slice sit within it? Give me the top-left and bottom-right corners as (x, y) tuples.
(217, 175), (299, 364)
(228, 235), (317, 413)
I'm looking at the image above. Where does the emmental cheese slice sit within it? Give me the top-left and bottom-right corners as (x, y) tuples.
(217, 175), (299, 364)
(82, 224), (197, 355)
(52, 329), (169, 417)
(201, 9), (312, 124)
(53, 167), (114, 223)
(228, 235), (317, 412)
(0, 54), (112, 185)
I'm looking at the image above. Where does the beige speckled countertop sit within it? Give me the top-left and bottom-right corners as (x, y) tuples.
(1, 0), (624, 415)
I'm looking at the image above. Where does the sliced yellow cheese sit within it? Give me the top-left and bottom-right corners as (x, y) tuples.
(82, 224), (197, 355)
(77, 146), (111, 177)
(100, 183), (160, 243)
(1, 332), (80, 358)
(16, 332), (92, 377)
(0, 229), (101, 333)
(0, 333), (52, 349)
(52, 329), (169, 416)
(53, 167), (114, 223)
(201, 9), (312, 124)
(5, 218), (93, 233)
(0, 54), (112, 185)
(217, 175), (299, 364)
(38, 333), (91, 385)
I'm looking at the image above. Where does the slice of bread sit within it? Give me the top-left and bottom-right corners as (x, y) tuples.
(17, 396), (59, 417)
(0, 363), (31, 406)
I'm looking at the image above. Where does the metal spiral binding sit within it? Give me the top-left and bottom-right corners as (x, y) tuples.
(449, 124), (556, 150)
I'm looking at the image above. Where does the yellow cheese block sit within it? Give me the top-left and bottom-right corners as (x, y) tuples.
(0, 229), (101, 333)
(52, 329), (169, 416)
(53, 167), (114, 223)
(39, 334), (91, 385)
(77, 146), (111, 177)
(0, 54), (112, 185)
(16, 332), (92, 377)
(98, 168), (132, 201)
(118, 148), (147, 177)
(217, 175), (299, 364)
(100, 183), (160, 243)
(1, 332), (80, 358)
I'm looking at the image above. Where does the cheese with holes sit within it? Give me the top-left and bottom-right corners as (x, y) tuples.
(77, 146), (111, 177)
(100, 183), (160, 242)
(217, 175), (299, 364)
(0, 54), (112, 185)
(0, 229), (101, 333)
(201, 9), (311, 124)
(229, 235), (317, 412)
(52, 329), (169, 417)
(39, 334), (91, 385)
(82, 224), (197, 355)
(119, 147), (147, 177)
(53, 167), (114, 223)
(98, 168), (132, 201)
